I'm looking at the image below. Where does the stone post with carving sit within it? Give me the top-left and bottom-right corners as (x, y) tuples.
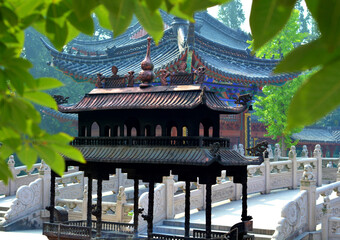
(82, 184), (88, 220)
(264, 155), (271, 194)
(39, 160), (51, 209)
(234, 183), (242, 200)
(300, 164), (317, 232)
(289, 146), (298, 189)
(321, 195), (331, 240)
(8, 155), (16, 196)
(116, 186), (127, 222)
(274, 143), (281, 161)
(313, 144), (322, 187)
(163, 175), (175, 219)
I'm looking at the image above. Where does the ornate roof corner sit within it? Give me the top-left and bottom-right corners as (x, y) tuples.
(246, 140), (269, 163)
(52, 95), (69, 105)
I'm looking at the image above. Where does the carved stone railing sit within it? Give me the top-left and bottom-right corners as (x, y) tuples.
(273, 170), (340, 239)
(0, 157), (78, 197)
(328, 217), (340, 240)
(56, 193), (134, 223)
(4, 178), (44, 223)
(71, 136), (230, 148)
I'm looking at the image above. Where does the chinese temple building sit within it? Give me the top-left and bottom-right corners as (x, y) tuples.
(42, 10), (339, 156)
(43, 37), (266, 240)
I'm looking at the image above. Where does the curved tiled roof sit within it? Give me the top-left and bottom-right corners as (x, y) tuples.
(59, 85), (249, 114)
(68, 146), (263, 166)
(44, 30), (184, 82)
(292, 128), (338, 143)
(43, 11), (298, 87)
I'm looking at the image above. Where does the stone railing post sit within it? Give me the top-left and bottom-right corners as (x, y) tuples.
(313, 144), (322, 187)
(274, 143), (281, 161)
(289, 146), (298, 189)
(82, 184), (88, 220)
(38, 160), (51, 209)
(300, 164), (317, 232)
(264, 156), (271, 194)
(234, 183), (242, 200)
(337, 163), (340, 182)
(116, 186), (127, 222)
(321, 195), (331, 240)
(163, 175), (175, 219)
(7, 155), (16, 195)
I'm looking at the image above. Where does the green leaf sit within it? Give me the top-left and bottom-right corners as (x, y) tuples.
(94, 5), (111, 30)
(71, 0), (98, 21)
(0, 157), (13, 184)
(11, 0), (46, 18)
(17, 144), (38, 170)
(135, 1), (163, 43)
(275, 39), (330, 73)
(45, 19), (68, 50)
(1, 6), (19, 26)
(178, 0), (228, 16)
(34, 144), (65, 176)
(101, 0), (134, 37)
(308, 0), (340, 50)
(23, 91), (57, 110)
(67, 12), (94, 36)
(250, 0), (296, 50)
(50, 144), (85, 164)
(34, 77), (64, 91)
(145, 0), (162, 13)
(286, 61), (340, 131)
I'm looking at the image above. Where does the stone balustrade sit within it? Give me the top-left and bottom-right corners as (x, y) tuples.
(272, 166), (340, 239)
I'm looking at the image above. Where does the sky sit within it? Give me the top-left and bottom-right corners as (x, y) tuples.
(207, 0), (252, 33)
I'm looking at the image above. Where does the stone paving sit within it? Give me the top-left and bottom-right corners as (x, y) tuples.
(171, 188), (301, 230)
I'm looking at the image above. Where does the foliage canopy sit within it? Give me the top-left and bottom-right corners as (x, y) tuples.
(1, 0), (340, 182)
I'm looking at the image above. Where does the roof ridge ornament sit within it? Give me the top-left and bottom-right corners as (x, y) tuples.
(139, 37), (154, 88)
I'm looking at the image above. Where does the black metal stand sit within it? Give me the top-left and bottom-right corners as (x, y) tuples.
(147, 181), (155, 239)
(241, 181), (248, 222)
(185, 180), (191, 238)
(49, 171), (56, 223)
(206, 181), (212, 239)
(87, 174), (92, 227)
(96, 177), (103, 238)
(134, 178), (139, 237)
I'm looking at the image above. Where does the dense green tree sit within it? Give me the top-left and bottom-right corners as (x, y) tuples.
(254, 76), (305, 152)
(250, 0), (340, 133)
(217, 0), (245, 30)
(250, 9), (308, 152)
(295, 0), (309, 34)
(250, 10), (308, 59)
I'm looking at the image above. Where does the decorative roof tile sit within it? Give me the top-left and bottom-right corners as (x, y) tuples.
(59, 85), (249, 113)
(67, 146), (262, 166)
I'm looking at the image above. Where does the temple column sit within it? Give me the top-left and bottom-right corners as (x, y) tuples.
(87, 174), (93, 227)
(49, 171), (56, 223)
(134, 178), (139, 237)
(96, 177), (103, 238)
(184, 180), (191, 238)
(147, 180), (155, 239)
(241, 181), (248, 222)
(205, 181), (212, 239)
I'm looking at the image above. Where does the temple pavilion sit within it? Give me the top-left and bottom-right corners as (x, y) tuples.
(43, 36), (266, 240)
